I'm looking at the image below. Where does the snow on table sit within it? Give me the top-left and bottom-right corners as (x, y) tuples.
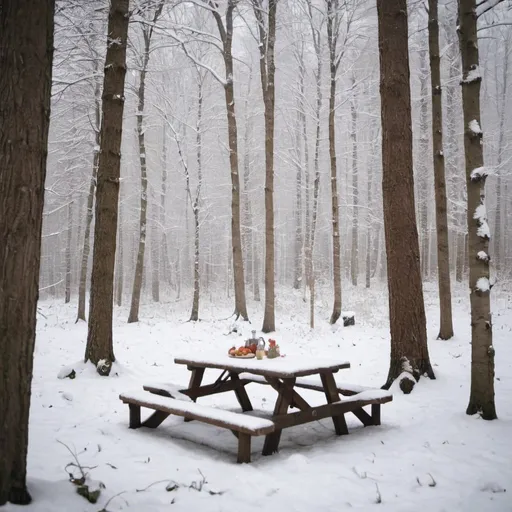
(174, 353), (350, 378)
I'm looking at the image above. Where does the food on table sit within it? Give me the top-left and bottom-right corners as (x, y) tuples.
(228, 345), (254, 357)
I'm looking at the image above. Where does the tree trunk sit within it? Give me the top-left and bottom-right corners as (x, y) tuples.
(116, 200), (123, 307)
(128, 4), (162, 322)
(190, 75), (203, 322)
(65, 200), (72, 303)
(327, 0), (342, 324)
(428, 0), (454, 340)
(241, 72), (254, 292)
(418, 49), (430, 280)
(0, 0), (55, 504)
(252, 0), (277, 332)
(85, 0), (130, 373)
(77, 76), (101, 322)
(350, 78), (358, 287)
(212, 2), (248, 320)
(493, 36), (508, 273)
(377, 0), (435, 391)
(458, 0), (496, 420)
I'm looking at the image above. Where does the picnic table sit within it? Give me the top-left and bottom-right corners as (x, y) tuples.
(120, 353), (393, 463)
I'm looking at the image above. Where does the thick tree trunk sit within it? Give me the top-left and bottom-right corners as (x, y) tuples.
(0, 0), (55, 504)
(327, 0), (342, 324)
(116, 201), (123, 307)
(85, 0), (130, 372)
(350, 79), (358, 287)
(428, 0), (454, 340)
(458, 0), (496, 420)
(377, 0), (435, 391)
(77, 78), (101, 322)
(212, 2), (248, 320)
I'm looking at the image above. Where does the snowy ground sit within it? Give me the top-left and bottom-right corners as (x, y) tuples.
(5, 282), (512, 512)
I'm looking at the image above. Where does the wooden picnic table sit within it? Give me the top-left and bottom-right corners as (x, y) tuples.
(120, 353), (393, 463)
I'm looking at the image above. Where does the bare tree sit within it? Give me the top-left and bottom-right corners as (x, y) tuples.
(128, 1), (165, 323)
(0, 0), (55, 504)
(428, 0), (454, 339)
(459, 0), (497, 419)
(85, 0), (130, 374)
(350, 75), (359, 287)
(252, 0), (278, 332)
(377, 0), (435, 392)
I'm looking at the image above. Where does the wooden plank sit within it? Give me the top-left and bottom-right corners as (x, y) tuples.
(230, 372), (254, 412)
(271, 397), (391, 430)
(120, 395), (275, 435)
(237, 433), (252, 463)
(129, 404), (141, 428)
(350, 407), (373, 427)
(265, 377), (311, 412)
(174, 357), (350, 379)
(262, 378), (295, 455)
(320, 372), (348, 435)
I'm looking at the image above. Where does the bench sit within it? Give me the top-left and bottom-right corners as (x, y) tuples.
(119, 391), (275, 463)
(238, 373), (392, 426)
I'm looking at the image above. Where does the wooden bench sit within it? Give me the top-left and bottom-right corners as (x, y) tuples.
(238, 373), (392, 426)
(119, 391), (275, 463)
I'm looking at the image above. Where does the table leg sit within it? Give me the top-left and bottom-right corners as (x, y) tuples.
(185, 366), (205, 422)
(229, 372), (253, 412)
(320, 371), (348, 435)
(263, 378), (295, 456)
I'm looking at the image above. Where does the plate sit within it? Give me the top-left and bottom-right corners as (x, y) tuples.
(228, 353), (255, 359)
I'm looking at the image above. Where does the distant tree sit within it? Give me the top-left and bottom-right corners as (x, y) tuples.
(0, 0), (55, 504)
(459, 0), (497, 420)
(85, 0), (130, 375)
(128, 0), (165, 323)
(377, 0), (435, 392)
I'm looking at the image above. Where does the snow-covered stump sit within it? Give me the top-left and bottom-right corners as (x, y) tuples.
(342, 311), (355, 327)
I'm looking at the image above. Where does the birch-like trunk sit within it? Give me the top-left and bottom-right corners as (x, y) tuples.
(350, 78), (358, 287)
(458, 0), (496, 420)
(327, 0), (342, 324)
(65, 200), (72, 303)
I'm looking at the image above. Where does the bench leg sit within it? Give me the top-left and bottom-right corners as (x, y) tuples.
(129, 404), (141, 429)
(237, 433), (251, 463)
(320, 372), (348, 435)
(185, 367), (205, 422)
(230, 372), (253, 412)
(371, 404), (381, 426)
(142, 410), (170, 428)
(351, 407), (373, 427)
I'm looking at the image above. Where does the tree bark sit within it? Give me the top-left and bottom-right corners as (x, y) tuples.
(0, 0), (55, 504)
(116, 200), (124, 307)
(252, 0), (277, 332)
(377, 0), (435, 391)
(327, 0), (342, 324)
(128, 3), (163, 323)
(458, 0), (497, 420)
(190, 74), (203, 321)
(350, 77), (358, 287)
(65, 201), (73, 303)
(428, 0), (454, 340)
(211, 1), (248, 320)
(85, 0), (130, 372)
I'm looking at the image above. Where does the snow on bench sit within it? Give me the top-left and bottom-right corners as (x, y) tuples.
(142, 382), (193, 402)
(120, 391), (275, 435)
(120, 391), (275, 463)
